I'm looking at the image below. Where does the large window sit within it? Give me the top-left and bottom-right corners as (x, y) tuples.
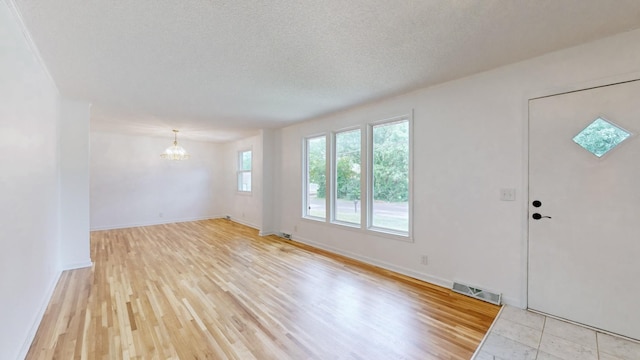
(369, 119), (409, 234)
(304, 136), (327, 219)
(302, 115), (412, 239)
(237, 150), (252, 192)
(334, 129), (361, 225)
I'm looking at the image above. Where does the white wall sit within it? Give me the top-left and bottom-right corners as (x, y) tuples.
(222, 133), (263, 229)
(90, 132), (224, 230)
(60, 99), (91, 269)
(260, 129), (278, 235)
(0, 1), (62, 358)
(277, 29), (640, 306)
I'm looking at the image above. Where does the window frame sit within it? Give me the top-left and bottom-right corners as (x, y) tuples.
(366, 115), (413, 239)
(300, 112), (413, 242)
(303, 134), (329, 221)
(331, 126), (364, 228)
(237, 149), (252, 193)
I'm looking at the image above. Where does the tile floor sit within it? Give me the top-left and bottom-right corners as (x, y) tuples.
(473, 306), (640, 360)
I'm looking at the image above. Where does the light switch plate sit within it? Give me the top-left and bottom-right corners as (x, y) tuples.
(500, 188), (516, 201)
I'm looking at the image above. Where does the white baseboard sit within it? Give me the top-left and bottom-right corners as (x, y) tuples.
(90, 215), (224, 231)
(289, 235), (517, 305)
(227, 217), (260, 231)
(61, 260), (93, 271)
(290, 234), (452, 289)
(17, 269), (63, 359)
(500, 295), (521, 307)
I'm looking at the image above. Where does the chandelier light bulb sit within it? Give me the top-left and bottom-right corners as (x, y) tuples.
(160, 129), (190, 160)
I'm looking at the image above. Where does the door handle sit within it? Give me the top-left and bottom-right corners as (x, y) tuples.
(532, 213), (552, 220)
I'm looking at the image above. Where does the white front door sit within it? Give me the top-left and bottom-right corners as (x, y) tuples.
(528, 80), (640, 340)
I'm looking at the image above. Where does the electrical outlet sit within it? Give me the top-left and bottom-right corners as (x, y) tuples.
(421, 255), (428, 265)
(159, 212), (163, 218)
(293, 225), (298, 232)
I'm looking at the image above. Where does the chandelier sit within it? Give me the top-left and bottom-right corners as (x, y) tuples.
(160, 130), (190, 160)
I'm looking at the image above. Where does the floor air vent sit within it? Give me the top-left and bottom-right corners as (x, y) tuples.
(452, 282), (501, 305)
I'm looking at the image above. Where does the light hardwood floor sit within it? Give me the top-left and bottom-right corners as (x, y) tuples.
(27, 219), (499, 359)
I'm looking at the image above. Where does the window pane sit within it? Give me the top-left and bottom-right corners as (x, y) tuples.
(335, 129), (361, 224)
(306, 136), (326, 219)
(573, 117), (630, 157)
(372, 120), (409, 232)
(238, 171), (251, 191)
(241, 151), (252, 170)
(237, 150), (252, 192)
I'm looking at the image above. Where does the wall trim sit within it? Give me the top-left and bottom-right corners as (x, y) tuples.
(526, 71), (640, 102)
(90, 215), (224, 231)
(17, 269), (62, 359)
(291, 234), (452, 289)
(228, 217), (260, 231)
(292, 234), (520, 306)
(62, 261), (93, 271)
(499, 295), (519, 307)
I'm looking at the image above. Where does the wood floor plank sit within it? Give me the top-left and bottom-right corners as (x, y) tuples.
(26, 219), (499, 359)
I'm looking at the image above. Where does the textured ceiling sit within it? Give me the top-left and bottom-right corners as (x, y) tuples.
(13, 0), (640, 142)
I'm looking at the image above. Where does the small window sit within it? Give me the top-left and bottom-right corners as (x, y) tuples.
(334, 129), (361, 225)
(304, 135), (327, 220)
(573, 117), (630, 157)
(237, 150), (252, 192)
(369, 119), (410, 234)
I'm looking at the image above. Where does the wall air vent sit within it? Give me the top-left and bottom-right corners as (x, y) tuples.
(281, 233), (292, 240)
(452, 282), (502, 305)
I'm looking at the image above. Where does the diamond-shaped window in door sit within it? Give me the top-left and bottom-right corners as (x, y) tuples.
(572, 117), (631, 157)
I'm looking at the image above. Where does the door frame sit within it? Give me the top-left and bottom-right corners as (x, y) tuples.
(522, 71), (640, 310)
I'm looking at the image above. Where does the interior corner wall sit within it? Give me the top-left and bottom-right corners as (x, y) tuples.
(90, 132), (224, 230)
(269, 129), (283, 236)
(60, 99), (91, 269)
(276, 29), (640, 307)
(222, 134), (263, 230)
(0, 1), (62, 358)
(260, 129), (279, 236)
